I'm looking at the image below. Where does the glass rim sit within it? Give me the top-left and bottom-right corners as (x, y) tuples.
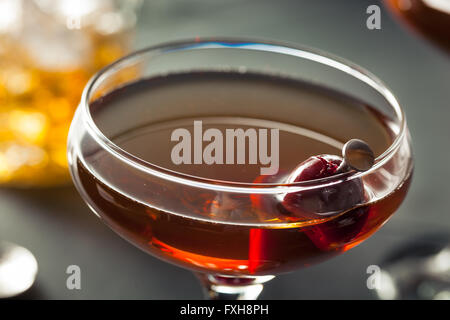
(80, 37), (408, 193)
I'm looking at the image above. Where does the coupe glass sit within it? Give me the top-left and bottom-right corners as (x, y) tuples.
(67, 39), (413, 299)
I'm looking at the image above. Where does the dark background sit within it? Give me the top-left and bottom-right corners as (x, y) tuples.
(1, 0), (449, 299)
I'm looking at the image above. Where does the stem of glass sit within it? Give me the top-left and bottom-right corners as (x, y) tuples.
(195, 273), (275, 300)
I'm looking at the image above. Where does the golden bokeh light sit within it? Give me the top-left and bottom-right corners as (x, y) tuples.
(0, 23), (133, 187)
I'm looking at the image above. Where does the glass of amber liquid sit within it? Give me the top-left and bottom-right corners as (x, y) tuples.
(67, 39), (413, 299)
(0, 0), (141, 186)
(385, 0), (450, 54)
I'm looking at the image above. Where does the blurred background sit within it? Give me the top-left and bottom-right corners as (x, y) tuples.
(0, 0), (449, 299)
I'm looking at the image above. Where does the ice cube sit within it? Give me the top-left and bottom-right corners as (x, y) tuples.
(19, 1), (92, 70)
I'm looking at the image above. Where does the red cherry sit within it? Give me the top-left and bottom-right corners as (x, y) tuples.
(282, 154), (369, 250)
(250, 155), (370, 251)
(286, 155), (340, 183)
(303, 206), (369, 250)
(282, 154), (365, 219)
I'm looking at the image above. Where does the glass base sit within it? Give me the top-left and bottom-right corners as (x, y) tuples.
(195, 273), (275, 300)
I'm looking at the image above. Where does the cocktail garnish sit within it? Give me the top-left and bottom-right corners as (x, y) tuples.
(282, 139), (374, 218)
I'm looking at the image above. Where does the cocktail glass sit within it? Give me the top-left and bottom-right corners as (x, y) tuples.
(67, 39), (413, 299)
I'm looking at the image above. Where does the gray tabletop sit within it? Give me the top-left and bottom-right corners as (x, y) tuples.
(1, 0), (449, 299)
